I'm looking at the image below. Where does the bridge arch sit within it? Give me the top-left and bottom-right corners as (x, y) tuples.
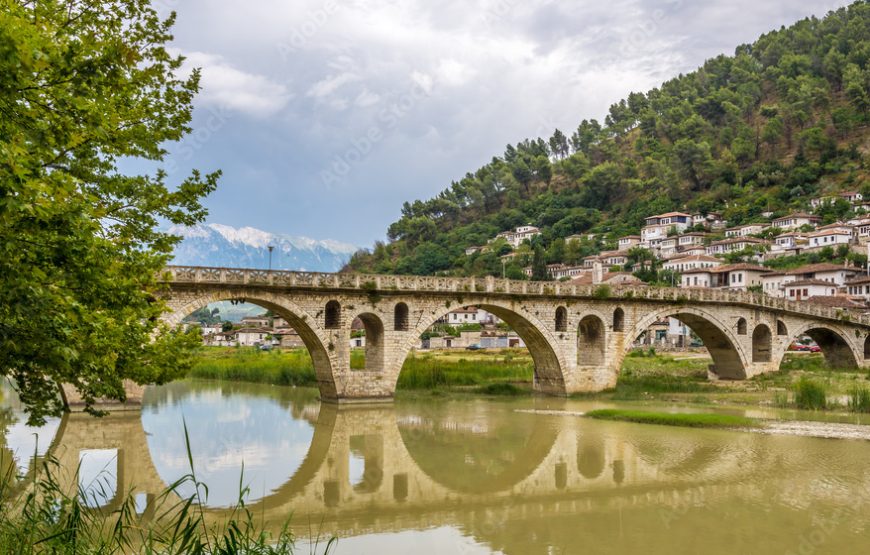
(162, 290), (339, 398)
(625, 306), (748, 379)
(780, 323), (859, 369)
(398, 300), (570, 395)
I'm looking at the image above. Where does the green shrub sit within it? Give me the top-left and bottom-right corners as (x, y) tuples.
(593, 284), (612, 300)
(793, 377), (827, 410)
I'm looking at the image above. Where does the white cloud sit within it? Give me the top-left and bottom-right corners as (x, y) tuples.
(179, 51), (291, 117)
(355, 88), (381, 107)
(306, 71), (361, 104)
(435, 59), (474, 87)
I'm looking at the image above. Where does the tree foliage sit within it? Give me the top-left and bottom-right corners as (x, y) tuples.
(0, 1), (219, 423)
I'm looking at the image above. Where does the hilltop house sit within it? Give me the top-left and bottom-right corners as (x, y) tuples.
(771, 212), (820, 230)
(494, 225), (541, 248)
(725, 224), (765, 237)
(641, 212), (692, 245)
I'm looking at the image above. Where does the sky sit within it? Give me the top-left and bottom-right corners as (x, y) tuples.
(150, 0), (852, 247)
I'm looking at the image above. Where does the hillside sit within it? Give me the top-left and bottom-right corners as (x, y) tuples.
(346, 1), (870, 278)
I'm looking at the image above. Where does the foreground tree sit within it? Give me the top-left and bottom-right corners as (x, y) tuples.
(0, 1), (219, 424)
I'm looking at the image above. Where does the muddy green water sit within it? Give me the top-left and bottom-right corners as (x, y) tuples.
(3, 381), (870, 554)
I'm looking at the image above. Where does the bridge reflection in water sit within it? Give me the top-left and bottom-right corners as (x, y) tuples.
(7, 382), (870, 554)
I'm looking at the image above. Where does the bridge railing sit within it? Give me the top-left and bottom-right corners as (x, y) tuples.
(161, 266), (870, 326)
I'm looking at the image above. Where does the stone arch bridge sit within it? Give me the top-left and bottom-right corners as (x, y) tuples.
(157, 266), (870, 402)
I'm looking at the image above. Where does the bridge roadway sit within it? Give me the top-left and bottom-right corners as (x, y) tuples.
(30, 401), (870, 552)
(118, 265), (870, 403)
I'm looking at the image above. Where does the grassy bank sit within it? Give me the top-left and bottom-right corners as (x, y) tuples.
(188, 347), (870, 411)
(189, 347), (533, 393)
(585, 408), (757, 429)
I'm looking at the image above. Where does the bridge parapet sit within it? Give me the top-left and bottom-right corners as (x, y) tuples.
(160, 266), (869, 326)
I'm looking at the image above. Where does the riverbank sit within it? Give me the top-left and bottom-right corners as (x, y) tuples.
(188, 347), (870, 412)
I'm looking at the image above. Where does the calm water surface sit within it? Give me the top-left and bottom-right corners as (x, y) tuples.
(3, 381), (870, 554)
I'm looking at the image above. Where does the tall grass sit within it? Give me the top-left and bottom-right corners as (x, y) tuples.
(0, 422), (335, 554)
(396, 353), (531, 390)
(793, 377), (827, 410)
(848, 385), (870, 413)
(189, 348), (318, 386)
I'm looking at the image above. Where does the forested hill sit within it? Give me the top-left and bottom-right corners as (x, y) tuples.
(347, 2), (870, 277)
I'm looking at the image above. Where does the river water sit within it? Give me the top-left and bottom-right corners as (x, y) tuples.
(3, 380), (870, 554)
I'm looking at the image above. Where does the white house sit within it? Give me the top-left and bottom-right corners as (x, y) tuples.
(658, 237), (678, 257)
(236, 327), (272, 347)
(240, 315), (270, 328)
(725, 224), (765, 237)
(641, 212), (692, 243)
(761, 263), (859, 297)
(807, 228), (854, 248)
(547, 264), (587, 280)
(205, 331), (237, 347)
(679, 263), (770, 290)
(705, 237), (769, 256)
(617, 235), (642, 250)
(784, 279), (839, 301)
(663, 254), (722, 273)
(677, 233), (707, 250)
(846, 275), (870, 299)
(771, 213), (820, 230)
(680, 267), (715, 288)
(494, 225), (541, 248)
(440, 307), (499, 325)
(200, 324), (223, 336)
(774, 232), (806, 250)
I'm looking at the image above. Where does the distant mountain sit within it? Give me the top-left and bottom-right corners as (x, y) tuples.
(169, 223), (357, 272)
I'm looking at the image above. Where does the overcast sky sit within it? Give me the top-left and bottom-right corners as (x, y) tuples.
(151, 0), (851, 246)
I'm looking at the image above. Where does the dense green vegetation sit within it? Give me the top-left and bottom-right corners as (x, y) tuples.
(1, 0), (218, 424)
(348, 2), (870, 277)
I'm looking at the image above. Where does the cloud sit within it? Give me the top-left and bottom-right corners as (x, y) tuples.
(306, 71), (361, 99)
(159, 0), (852, 244)
(179, 50), (291, 117)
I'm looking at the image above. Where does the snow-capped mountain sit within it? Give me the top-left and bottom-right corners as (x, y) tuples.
(169, 223), (357, 272)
